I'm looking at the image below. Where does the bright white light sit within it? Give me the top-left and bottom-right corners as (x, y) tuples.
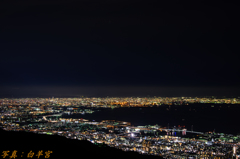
(131, 133), (134, 137)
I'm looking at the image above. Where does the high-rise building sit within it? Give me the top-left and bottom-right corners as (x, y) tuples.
(233, 145), (237, 157)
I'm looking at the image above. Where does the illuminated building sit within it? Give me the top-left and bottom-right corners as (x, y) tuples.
(233, 145), (237, 157)
(182, 129), (187, 136)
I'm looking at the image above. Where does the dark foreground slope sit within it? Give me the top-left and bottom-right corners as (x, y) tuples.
(0, 129), (163, 159)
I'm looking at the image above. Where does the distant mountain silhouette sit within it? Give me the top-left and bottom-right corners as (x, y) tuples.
(0, 128), (163, 159)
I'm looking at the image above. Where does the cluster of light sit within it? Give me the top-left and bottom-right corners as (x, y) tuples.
(233, 146), (237, 155)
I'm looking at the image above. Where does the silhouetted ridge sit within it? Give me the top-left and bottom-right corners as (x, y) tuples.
(0, 128), (163, 159)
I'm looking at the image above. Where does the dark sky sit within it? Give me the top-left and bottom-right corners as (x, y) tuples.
(0, 0), (239, 97)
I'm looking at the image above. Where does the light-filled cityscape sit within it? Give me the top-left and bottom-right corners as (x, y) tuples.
(1, 97), (240, 158)
(1, 0), (239, 159)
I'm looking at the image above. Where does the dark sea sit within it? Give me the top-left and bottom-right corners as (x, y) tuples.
(62, 103), (240, 135)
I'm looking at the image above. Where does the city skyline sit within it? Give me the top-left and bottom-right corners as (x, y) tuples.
(1, 1), (239, 158)
(1, 97), (240, 158)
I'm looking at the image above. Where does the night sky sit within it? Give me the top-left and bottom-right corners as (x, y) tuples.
(0, 0), (239, 97)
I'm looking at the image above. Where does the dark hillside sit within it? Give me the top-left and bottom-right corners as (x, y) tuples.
(0, 128), (163, 159)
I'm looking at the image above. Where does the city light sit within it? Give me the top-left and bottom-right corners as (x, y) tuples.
(0, 97), (239, 158)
